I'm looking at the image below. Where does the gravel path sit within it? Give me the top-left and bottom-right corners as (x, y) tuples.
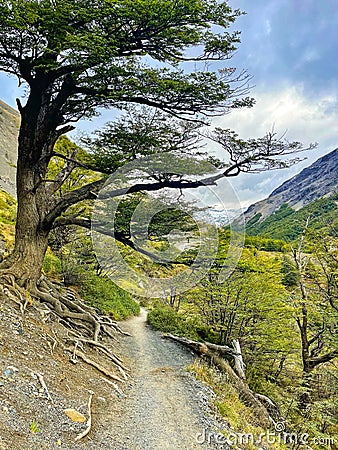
(106, 308), (224, 450)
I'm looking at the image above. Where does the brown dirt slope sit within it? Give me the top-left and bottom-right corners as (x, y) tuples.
(0, 289), (126, 450)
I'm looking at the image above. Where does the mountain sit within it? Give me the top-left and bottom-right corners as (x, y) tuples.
(245, 195), (338, 241)
(0, 100), (19, 196)
(243, 148), (338, 226)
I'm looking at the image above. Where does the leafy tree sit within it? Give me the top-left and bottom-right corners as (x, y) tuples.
(183, 249), (296, 384)
(0, 0), (312, 336)
(281, 254), (300, 288)
(290, 226), (338, 408)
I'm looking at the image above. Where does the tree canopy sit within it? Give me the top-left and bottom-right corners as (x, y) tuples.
(0, 0), (253, 124)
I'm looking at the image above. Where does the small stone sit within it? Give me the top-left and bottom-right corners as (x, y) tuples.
(64, 409), (87, 423)
(97, 397), (106, 402)
(0, 382), (4, 387)
(4, 366), (19, 378)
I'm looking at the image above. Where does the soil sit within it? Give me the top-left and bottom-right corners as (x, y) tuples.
(0, 292), (226, 450)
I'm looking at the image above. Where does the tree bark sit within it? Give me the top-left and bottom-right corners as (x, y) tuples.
(1, 90), (54, 286)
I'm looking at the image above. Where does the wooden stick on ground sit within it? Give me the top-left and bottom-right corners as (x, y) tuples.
(36, 372), (53, 403)
(74, 391), (94, 442)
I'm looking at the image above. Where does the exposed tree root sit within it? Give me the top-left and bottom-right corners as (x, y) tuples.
(101, 377), (125, 396)
(0, 272), (129, 386)
(36, 372), (53, 403)
(66, 346), (125, 383)
(66, 336), (130, 376)
(74, 391), (94, 442)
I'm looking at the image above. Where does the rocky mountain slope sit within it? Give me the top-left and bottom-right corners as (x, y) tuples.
(243, 148), (338, 224)
(0, 100), (19, 196)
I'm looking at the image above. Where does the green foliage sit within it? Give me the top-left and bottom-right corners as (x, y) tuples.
(80, 272), (140, 320)
(111, 193), (198, 245)
(0, 189), (16, 224)
(42, 251), (62, 277)
(48, 135), (102, 200)
(147, 304), (201, 340)
(83, 107), (214, 173)
(246, 196), (338, 241)
(280, 255), (300, 288)
(0, 0), (251, 122)
(0, 189), (16, 255)
(244, 235), (288, 252)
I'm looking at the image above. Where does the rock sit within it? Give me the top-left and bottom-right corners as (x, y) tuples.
(4, 366), (19, 378)
(64, 409), (87, 423)
(241, 148), (338, 224)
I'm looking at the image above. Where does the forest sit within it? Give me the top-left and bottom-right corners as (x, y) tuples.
(0, 0), (336, 448)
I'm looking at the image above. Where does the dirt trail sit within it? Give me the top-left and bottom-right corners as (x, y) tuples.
(106, 308), (222, 450)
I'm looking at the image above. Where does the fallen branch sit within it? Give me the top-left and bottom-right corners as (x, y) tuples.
(255, 393), (282, 422)
(164, 333), (248, 379)
(36, 372), (53, 403)
(232, 339), (246, 380)
(211, 355), (271, 428)
(74, 391), (94, 442)
(164, 333), (237, 356)
(163, 333), (276, 428)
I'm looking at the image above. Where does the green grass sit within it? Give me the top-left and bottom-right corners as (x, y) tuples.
(0, 189), (16, 225)
(80, 272), (140, 320)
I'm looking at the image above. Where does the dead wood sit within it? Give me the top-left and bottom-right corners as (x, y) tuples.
(74, 391), (94, 442)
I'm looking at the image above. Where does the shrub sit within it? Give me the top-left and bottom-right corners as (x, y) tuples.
(147, 304), (200, 340)
(43, 251), (62, 277)
(80, 272), (140, 320)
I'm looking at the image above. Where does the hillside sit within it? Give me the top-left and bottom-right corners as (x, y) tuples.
(245, 194), (338, 241)
(243, 148), (338, 225)
(0, 100), (18, 196)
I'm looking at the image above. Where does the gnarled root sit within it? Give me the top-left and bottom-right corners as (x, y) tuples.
(0, 273), (128, 384)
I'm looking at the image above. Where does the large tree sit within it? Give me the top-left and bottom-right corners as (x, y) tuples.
(290, 225), (338, 408)
(0, 0), (312, 339)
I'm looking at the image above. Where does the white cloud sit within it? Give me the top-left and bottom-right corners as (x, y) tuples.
(265, 19), (272, 35)
(214, 85), (338, 146)
(207, 85), (338, 207)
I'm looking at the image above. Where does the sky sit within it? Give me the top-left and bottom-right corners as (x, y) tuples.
(0, 0), (337, 209)
(211, 0), (338, 207)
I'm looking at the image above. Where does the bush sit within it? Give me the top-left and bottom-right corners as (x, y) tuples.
(80, 272), (140, 320)
(147, 304), (201, 340)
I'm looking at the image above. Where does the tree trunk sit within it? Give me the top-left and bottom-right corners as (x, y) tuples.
(232, 339), (246, 380)
(1, 95), (53, 286)
(2, 165), (50, 286)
